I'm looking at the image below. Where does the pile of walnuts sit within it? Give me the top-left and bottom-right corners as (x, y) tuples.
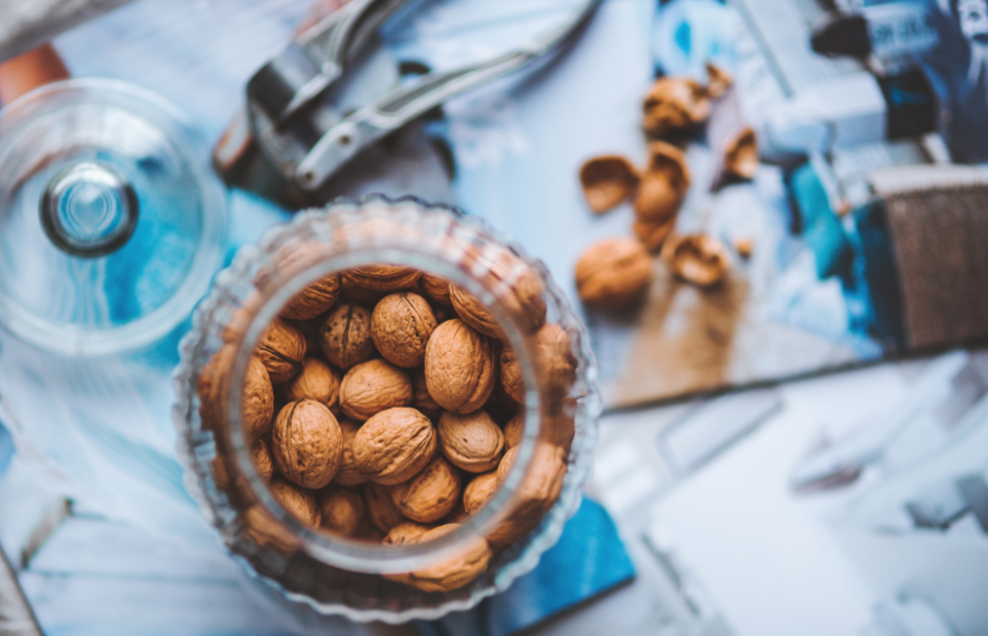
(201, 256), (577, 593)
(574, 63), (752, 307)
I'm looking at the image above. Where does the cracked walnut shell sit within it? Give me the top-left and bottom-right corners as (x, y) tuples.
(255, 318), (307, 384)
(723, 126), (758, 181)
(371, 292), (437, 368)
(319, 303), (376, 370)
(579, 155), (640, 214)
(352, 407), (436, 485)
(272, 400), (344, 490)
(633, 215), (677, 252)
(437, 410), (505, 473)
(424, 319), (497, 414)
(642, 76), (710, 136)
(662, 234), (731, 287)
(634, 141), (690, 222)
(389, 456), (462, 523)
(339, 359), (413, 421)
(575, 238), (652, 307)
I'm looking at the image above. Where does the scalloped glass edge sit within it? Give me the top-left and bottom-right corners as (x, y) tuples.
(171, 194), (601, 623)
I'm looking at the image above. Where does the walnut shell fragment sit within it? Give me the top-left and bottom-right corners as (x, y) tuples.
(272, 400), (343, 490)
(705, 61), (733, 99)
(352, 407), (436, 485)
(339, 359), (413, 421)
(388, 524), (493, 593)
(318, 485), (366, 537)
(735, 237), (753, 259)
(437, 410), (505, 473)
(371, 292), (438, 368)
(633, 141), (691, 222)
(424, 319), (497, 414)
(575, 238), (652, 307)
(285, 357), (340, 407)
(389, 456), (462, 523)
(579, 155), (640, 214)
(662, 234), (731, 287)
(255, 318), (307, 384)
(318, 303), (375, 370)
(723, 126), (758, 181)
(344, 265), (421, 292)
(463, 471), (500, 515)
(642, 77), (710, 136)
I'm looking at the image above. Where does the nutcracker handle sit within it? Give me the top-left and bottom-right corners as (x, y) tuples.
(0, 546), (44, 636)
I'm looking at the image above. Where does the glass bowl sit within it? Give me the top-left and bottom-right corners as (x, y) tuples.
(172, 195), (600, 622)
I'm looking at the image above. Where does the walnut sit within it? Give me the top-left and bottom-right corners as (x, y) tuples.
(662, 234), (731, 287)
(642, 77), (710, 135)
(339, 359), (413, 421)
(272, 400), (343, 490)
(383, 521), (433, 546)
(281, 274), (341, 320)
(575, 238), (652, 307)
(334, 418), (368, 486)
(318, 485), (366, 537)
(284, 357), (340, 407)
(437, 410), (505, 473)
(251, 438), (275, 483)
(268, 477), (321, 528)
(370, 292), (437, 368)
(503, 413), (524, 449)
(499, 347), (524, 403)
(450, 247), (546, 336)
(242, 354), (275, 439)
(633, 216), (677, 251)
(542, 406), (576, 454)
(705, 61), (733, 99)
(352, 407), (436, 485)
(424, 320), (497, 414)
(531, 323), (577, 407)
(362, 481), (406, 532)
(633, 142), (690, 222)
(389, 456), (462, 523)
(723, 126), (758, 180)
(200, 348), (274, 439)
(411, 368), (442, 420)
(255, 318), (307, 384)
(343, 265), (421, 292)
(242, 504), (301, 553)
(487, 443), (566, 549)
(341, 276), (387, 305)
(318, 303), (375, 370)
(254, 241), (338, 320)
(579, 155), (640, 214)
(388, 524), (493, 592)
(463, 471), (500, 515)
(443, 501), (470, 524)
(419, 273), (452, 305)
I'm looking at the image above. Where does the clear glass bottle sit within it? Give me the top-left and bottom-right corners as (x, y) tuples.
(173, 196), (600, 621)
(0, 78), (227, 355)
